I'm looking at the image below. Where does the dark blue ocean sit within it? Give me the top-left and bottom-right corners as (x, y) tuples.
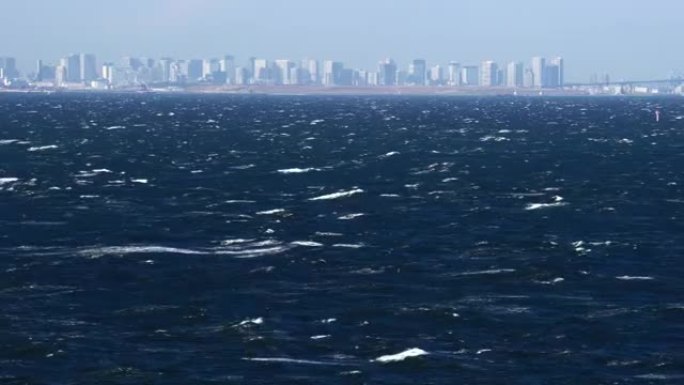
(1, 94), (683, 384)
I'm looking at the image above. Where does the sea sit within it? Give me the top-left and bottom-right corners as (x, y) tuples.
(0, 93), (683, 384)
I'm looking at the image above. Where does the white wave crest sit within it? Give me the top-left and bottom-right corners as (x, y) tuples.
(0, 177), (19, 185)
(616, 276), (655, 281)
(374, 348), (429, 363)
(28, 145), (58, 152)
(277, 168), (320, 174)
(309, 189), (364, 201)
(525, 202), (568, 211)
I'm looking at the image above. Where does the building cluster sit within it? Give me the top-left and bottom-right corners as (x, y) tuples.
(1, 53), (567, 90)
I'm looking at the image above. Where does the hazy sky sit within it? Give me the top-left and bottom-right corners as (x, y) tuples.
(1, 0), (682, 81)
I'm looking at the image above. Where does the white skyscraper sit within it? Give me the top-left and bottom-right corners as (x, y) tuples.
(447, 62), (461, 86)
(506, 61), (524, 88)
(253, 59), (269, 83)
(480, 60), (498, 87)
(532, 56), (546, 88)
(429, 65), (444, 85)
(275, 59), (295, 85)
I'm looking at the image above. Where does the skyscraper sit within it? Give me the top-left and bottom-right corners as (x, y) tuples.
(323, 60), (344, 86)
(80, 54), (97, 82)
(275, 59), (295, 85)
(408, 59), (427, 86)
(0, 57), (19, 79)
(546, 57), (564, 88)
(531, 56), (546, 88)
(429, 65), (444, 85)
(187, 59), (203, 82)
(220, 55), (235, 84)
(378, 58), (397, 86)
(506, 61), (524, 88)
(64, 54), (81, 83)
(253, 59), (270, 83)
(447, 62), (461, 86)
(461, 66), (479, 86)
(480, 60), (498, 87)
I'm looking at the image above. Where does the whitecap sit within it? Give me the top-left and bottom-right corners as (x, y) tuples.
(309, 189), (364, 201)
(454, 269), (516, 277)
(131, 179), (149, 184)
(238, 317), (263, 326)
(310, 119), (325, 125)
(310, 335), (331, 340)
(256, 209), (286, 215)
(242, 357), (340, 366)
(616, 276), (655, 281)
(480, 136), (510, 142)
(277, 168), (320, 174)
(338, 213), (365, 220)
(92, 169), (113, 174)
(28, 145), (58, 152)
(380, 151), (400, 158)
(374, 348), (428, 363)
(333, 243), (365, 249)
(80, 246), (205, 257)
(0, 177), (19, 185)
(0, 139), (19, 145)
(221, 239), (254, 246)
(105, 125), (126, 130)
(525, 202), (568, 211)
(291, 241), (324, 247)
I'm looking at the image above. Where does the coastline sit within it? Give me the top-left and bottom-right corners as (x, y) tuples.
(0, 85), (680, 97)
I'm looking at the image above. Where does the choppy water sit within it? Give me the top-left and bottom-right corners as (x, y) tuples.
(1, 93), (683, 384)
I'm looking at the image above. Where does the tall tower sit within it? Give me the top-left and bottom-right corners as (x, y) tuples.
(480, 60), (498, 87)
(409, 59), (427, 86)
(448, 62), (461, 86)
(80, 54), (97, 82)
(506, 61), (524, 88)
(531, 56), (546, 88)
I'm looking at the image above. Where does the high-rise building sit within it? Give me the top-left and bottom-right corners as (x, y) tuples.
(253, 59), (269, 83)
(101, 63), (115, 85)
(506, 61), (524, 88)
(480, 60), (498, 87)
(546, 57), (564, 88)
(202, 58), (220, 80)
(461, 65), (479, 86)
(378, 58), (397, 86)
(63, 54), (81, 83)
(448, 62), (461, 86)
(55, 65), (68, 86)
(220, 55), (235, 84)
(301, 59), (319, 85)
(0, 57), (19, 79)
(80, 54), (97, 82)
(429, 65), (444, 85)
(323, 60), (344, 86)
(186, 59), (203, 82)
(275, 59), (295, 85)
(408, 59), (427, 86)
(531, 56), (546, 88)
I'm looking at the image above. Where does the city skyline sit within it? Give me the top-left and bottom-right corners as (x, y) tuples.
(4, 51), (571, 91)
(1, 0), (683, 81)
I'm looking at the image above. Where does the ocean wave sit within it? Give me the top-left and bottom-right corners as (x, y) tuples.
(28, 144), (59, 152)
(309, 189), (364, 201)
(374, 348), (428, 363)
(277, 168), (320, 174)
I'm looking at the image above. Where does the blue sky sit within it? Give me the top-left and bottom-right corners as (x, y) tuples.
(1, 0), (682, 81)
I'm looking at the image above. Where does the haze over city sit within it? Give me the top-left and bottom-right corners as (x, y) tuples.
(1, 0), (683, 82)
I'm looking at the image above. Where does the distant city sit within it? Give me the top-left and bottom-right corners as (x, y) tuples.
(1, 54), (682, 95)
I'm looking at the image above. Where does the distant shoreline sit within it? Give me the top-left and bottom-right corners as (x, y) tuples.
(1, 85), (681, 97)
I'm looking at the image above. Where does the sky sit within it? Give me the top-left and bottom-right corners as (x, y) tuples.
(1, 0), (682, 82)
